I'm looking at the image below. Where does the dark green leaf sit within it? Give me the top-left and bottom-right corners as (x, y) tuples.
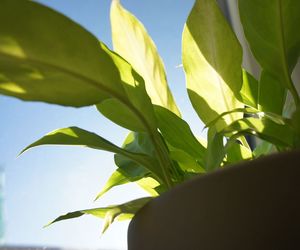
(290, 107), (300, 147)
(114, 132), (164, 194)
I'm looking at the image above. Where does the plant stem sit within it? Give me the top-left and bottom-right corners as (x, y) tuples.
(286, 74), (299, 107)
(151, 131), (174, 189)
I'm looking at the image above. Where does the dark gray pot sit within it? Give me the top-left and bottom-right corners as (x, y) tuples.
(128, 150), (300, 250)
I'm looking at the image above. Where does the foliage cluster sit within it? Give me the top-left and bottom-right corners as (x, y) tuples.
(0, 0), (299, 233)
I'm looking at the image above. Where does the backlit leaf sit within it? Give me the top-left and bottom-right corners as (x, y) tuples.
(226, 141), (253, 164)
(94, 170), (129, 201)
(240, 69), (259, 109)
(0, 0), (123, 107)
(258, 70), (286, 115)
(205, 127), (224, 171)
(239, 0), (300, 106)
(183, 0), (243, 130)
(0, 0), (158, 136)
(169, 150), (205, 173)
(223, 117), (294, 148)
(20, 127), (157, 174)
(46, 197), (152, 234)
(154, 105), (206, 166)
(110, 0), (180, 116)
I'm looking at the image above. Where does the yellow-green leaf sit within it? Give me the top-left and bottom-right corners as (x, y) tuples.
(110, 0), (180, 116)
(46, 197), (152, 234)
(183, 0), (243, 130)
(0, 0), (124, 107)
(239, 0), (300, 106)
(20, 126), (158, 175)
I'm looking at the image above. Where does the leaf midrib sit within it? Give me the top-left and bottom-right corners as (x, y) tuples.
(0, 50), (174, 187)
(277, 0), (299, 105)
(0, 51), (156, 130)
(204, 0), (239, 124)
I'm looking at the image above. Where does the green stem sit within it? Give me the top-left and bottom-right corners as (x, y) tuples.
(286, 74), (299, 107)
(151, 131), (174, 189)
(0, 52), (174, 189)
(277, 0), (300, 107)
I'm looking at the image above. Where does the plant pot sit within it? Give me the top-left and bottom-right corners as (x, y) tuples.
(128, 150), (300, 250)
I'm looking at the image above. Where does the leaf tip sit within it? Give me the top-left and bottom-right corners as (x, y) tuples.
(17, 146), (30, 157)
(43, 221), (53, 229)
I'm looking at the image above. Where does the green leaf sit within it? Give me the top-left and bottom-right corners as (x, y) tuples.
(95, 137), (160, 200)
(183, 0), (243, 130)
(96, 46), (157, 133)
(226, 141), (253, 164)
(169, 150), (205, 173)
(205, 132), (253, 170)
(0, 0), (159, 135)
(223, 117), (294, 148)
(96, 47), (174, 189)
(0, 0), (125, 107)
(94, 168), (159, 201)
(239, 0), (300, 106)
(253, 140), (276, 157)
(46, 197), (152, 234)
(94, 170), (129, 201)
(258, 70), (286, 115)
(205, 127), (224, 171)
(290, 106), (300, 147)
(154, 105), (206, 166)
(110, 0), (180, 116)
(135, 177), (160, 196)
(96, 98), (145, 132)
(0, 0), (174, 190)
(205, 107), (287, 129)
(240, 69), (259, 109)
(114, 132), (165, 194)
(20, 127), (157, 175)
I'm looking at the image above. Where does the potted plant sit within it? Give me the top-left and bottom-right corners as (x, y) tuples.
(0, 0), (299, 248)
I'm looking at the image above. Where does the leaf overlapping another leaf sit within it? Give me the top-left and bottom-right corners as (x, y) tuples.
(239, 0), (300, 107)
(0, 0), (175, 189)
(19, 126), (162, 180)
(183, 0), (243, 130)
(46, 197), (152, 234)
(110, 0), (180, 116)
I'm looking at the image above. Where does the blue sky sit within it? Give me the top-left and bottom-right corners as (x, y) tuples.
(0, 0), (205, 249)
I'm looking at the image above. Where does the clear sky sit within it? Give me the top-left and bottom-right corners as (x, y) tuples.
(0, 0), (205, 249)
